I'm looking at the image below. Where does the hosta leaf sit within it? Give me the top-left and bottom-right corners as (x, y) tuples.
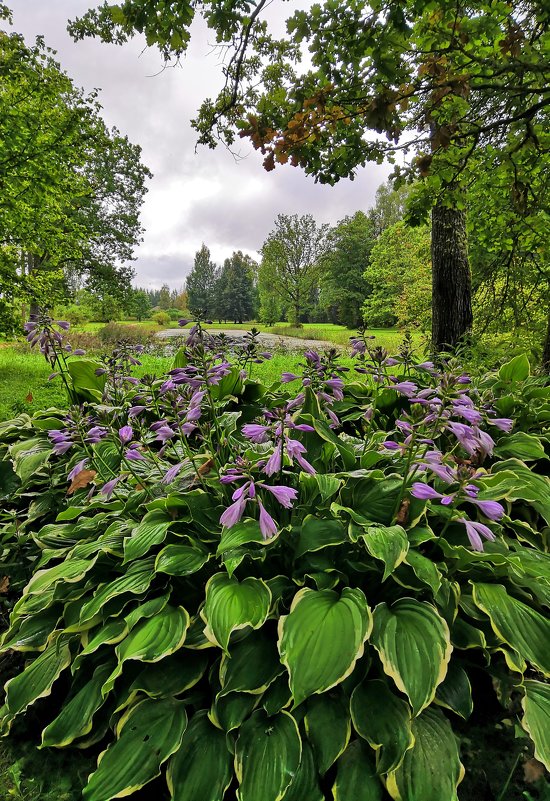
(371, 599), (451, 716)
(435, 663), (473, 720)
(521, 680), (550, 771)
(0, 610), (60, 652)
(23, 557), (96, 596)
(494, 432), (547, 461)
(167, 711), (233, 801)
(219, 627), (284, 696)
(305, 691), (351, 775)
(351, 679), (413, 774)
(78, 557), (155, 623)
(235, 710), (302, 801)
(203, 573), (271, 652)
(278, 588), (372, 706)
(498, 353), (530, 382)
(83, 698), (186, 801)
(155, 543), (209, 575)
(41, 663), (112, 747)
(211, 691), (259, 732)
(283, 742), (323, 801)
(332, 740), (383, 801)
(295, 516), (348, 557)
(386, 708), (464, 801)
(71, 621), (127, 672)
(217, 519), (266, 554)
(361, 525), (409, 580)
(123, 509), (172, 562)
(9, 436), (51, 482)
(127, 650), (208, 701)
(5, 634), (73, 716)
(472, 583), (550, 675)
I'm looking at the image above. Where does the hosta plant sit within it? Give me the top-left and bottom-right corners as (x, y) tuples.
(0, 318), (549, 801)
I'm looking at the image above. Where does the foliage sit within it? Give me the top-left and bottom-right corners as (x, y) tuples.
(212, 251), (258, 324)
(186, 245), (218, 317)
(1, 314), (550, 801)
(130, 289), (152, 322)
(260, 214), (328, 326)
(152, 311), (171, 327)
(363, 222), (432, 331)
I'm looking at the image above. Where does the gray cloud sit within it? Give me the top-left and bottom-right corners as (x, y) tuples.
(9, 0), (392, 288)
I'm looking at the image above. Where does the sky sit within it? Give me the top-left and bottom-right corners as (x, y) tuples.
(8, 0), (392, 289)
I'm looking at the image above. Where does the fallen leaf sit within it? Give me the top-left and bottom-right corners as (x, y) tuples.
(198, 458), (215, 476)
(0, 576), (9, 594)
(68, 469), (97, 495)
(25, 392), (33, 403)
(396, 498), (410, 525)
(524, 758), (546, 784)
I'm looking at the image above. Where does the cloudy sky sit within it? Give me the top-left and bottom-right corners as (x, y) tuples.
(9, 0), (391, 289)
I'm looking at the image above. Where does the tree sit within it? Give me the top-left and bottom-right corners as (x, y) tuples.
(369, 181), (411, 238)
(222, 252), (257, 324)
(259, 214), (328, 327)
(72, 0), (549, 356)
(131, 289), (151, 321)
(186, 244), (217, 316)
(0, 18), (150, 330)
(158, 284), (171, 310)
(363, 222), (432, 332)
(321, 211), (375, 328)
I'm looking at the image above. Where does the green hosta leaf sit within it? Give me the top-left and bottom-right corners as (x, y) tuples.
(305, 691), (351, 775)
(79, 557), (155, 623)
(219, 627), (284, 696)
(311, 418), (356, 470)
(351, 679), (413, 774)
(9, 436), (51, 482)
(494, 432), (547, 461)
(41, 663), (112, 747)
(295, 516), (348, 557)
(521, 680), (550, 771)
(386, 708), (464, 801)
(83, 698), (186, 801)
(435, 663), (473, 720)
(5, 634), (73, 716)
(404, 550), (442, 595)
(371, 599), (451, 716)
(278, 587), (372, 706)
(361, 525), (409, 580)
(490, 460), (550, 524)
(155, 543), (209, 575)
(1, 610), (60, 652)
(102, 606), (189, 695)
(23, 557), (96, 596)
(167, 711), (233, 801)
(284, 742), (323, 801)
(71, 621), (127, 671)
(235, 710), (302, 801)
(217, 519), (267, 555)
(498, 353), (530, 382)
(67, 357), (106, 403)
(332, 740), (383, 801)
(211, 691), (259, 732)
(126, 650), (208, 701)
(123, 509), (172, 562)
(203, 573), (271, 652)
(123, 593), (170, 629)
(451, 617), (487, 650)
(472, 583), (550, 675)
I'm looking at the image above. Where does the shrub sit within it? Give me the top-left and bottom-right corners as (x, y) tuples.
(98, 322), (152, 347)
(168, 308), (183, 321)
(0, 323), (549, 801)
(153, 311), (171, 327)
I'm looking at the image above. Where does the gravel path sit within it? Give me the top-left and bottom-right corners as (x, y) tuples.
(156, 328), (339, 350)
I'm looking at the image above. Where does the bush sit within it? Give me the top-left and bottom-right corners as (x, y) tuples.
(54, 304), (90, 326)
(153, 311), (171, 327)
(168, 308), (183, 321)
(98, 322), (152, 346)
(0, 324), (549, 801)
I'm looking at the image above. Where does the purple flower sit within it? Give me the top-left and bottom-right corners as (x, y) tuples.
(410, 482), (443, 500)
(178, 319), (190, 327)
(101, 475), (123, 499)
(260, 484), (298, 509)
(220, 496), (247, 528)
(129, 406), (146, 418)
(471, 499), (504, 521)
(162, 462), (184, 484)
(382, 440), (400, 451)
(258, 500), (278, 539)
(155, 425), (176, 442)
(56, 320), (70, 330)
(281, 372), (299, 383)
(286, 438), (316, 474)
(453, 404), (482, 425)
(263, 448), (282, 476)
(119, 425), (133, 445)
(392, 381), (418, 397)
(67, 458), (89, 482)
(48, 429), (73, 455)
(489, 418), (514, 432)
(458, 518), (496, 551)
(242, 423), (270, 443)
(124, 446), (146, 462)
(446, 421), (477, 454)
(86, 426), (107, 444)
(73, 349), (86, 356)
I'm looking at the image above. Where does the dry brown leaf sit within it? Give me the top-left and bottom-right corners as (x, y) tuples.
(396, 498), (410, 525)
(523, 758), (546, 784)
(67, 469), (97, 495)
(198, 458), (215, 477)
(0, 576), (9, 594)
(26, 392), (33, 403)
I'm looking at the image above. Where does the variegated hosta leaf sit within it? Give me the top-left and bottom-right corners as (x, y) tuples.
(123, 508), (172, 562)
(235, 710), (302, 801)
(386, 707), (464, 801)
(472, 583), (550, 675)
(434, 662), (473, 720)
(202, 573), (271, 652)
(371, 598), (451, 716)
(155, 543), (209, 575)
(351, 679), (413, 774)
(41, 663), (113, 747)
(283, 742), (323, 801)
(332, 740), (383, 801)
(521, 680), (550, 771)
(22, 556), (97, 597)
(78, 557), (156, 624)
(167, 711), (233, 801)
(278, 588), (372, 706)
(218, 627), (284, 696)
(305, 691), (351, 775)
(211, 692), (259, 733)
(0, 609), (60, 653)
(83, 697), (186, 801)
(5, 634), (73, 717)
(360, 525), (409, 580)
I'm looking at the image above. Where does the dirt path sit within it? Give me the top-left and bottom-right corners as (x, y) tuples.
(156, 328), (339, 350)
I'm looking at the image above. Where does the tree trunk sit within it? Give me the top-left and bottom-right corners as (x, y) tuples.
(431, 200), (473, 352)
(542, 301), (550, 373)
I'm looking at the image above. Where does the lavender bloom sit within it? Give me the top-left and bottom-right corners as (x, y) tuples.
(453, 404), (482, 425)
(155, 425), (176, 443)
(101, 475), (123, 499)
(258, 501), (278, 540)
(260, 484), (298, 509)
(281, 372), (299, 383)
(471, 499), (504, 521)
(178, 318), (190, 327)
(67, 458), (89, 482)
(129, 406), (146, 418)
(162, 462), (184, 484)
(410, 482), (444, 500)
(286, 439), (316, 474)
(392, 381), (418, 398)
(446, 421), (477, 455)
(458, 518), (496, 551)
(264, 448), (282, 476)
(119, 426), (133, 445)
(180, 422), (197, 436)
(220, 496), (247, 528)
(489, 418), (514, 432)
(73, 349), (86, 356)
(382, 440), (400, 451)
(125, 446), (146, 462)
(86, 426), (107, 444)
(48, 430), (73, 455)
(242, 424), (271, 443)
(56, 320), (70, 330)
